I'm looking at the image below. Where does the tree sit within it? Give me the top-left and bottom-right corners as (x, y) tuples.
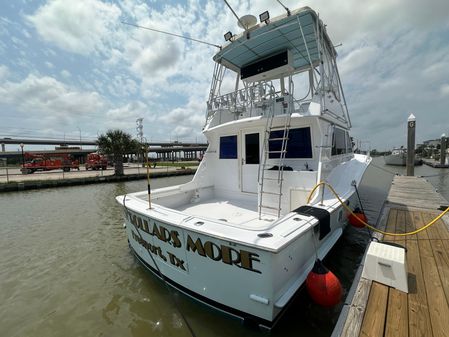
(97, 129), (139, 176)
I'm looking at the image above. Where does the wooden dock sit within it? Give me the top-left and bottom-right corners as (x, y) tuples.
(422, 159), (449, 168)
(332, 176), (449, 337)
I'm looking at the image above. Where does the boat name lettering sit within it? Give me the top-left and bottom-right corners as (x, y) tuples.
(186, 236), (261, 274)
(131, 231), (186, 270)
(127, 211), (181, 247)
(126, 212), (261, 274)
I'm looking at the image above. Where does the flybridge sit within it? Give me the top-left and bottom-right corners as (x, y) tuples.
(213, 7), (336, 82)
(205, 6), (350, 131)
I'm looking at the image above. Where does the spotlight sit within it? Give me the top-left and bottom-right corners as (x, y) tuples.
(259, 11), (270, 24)
(224, 31), (233, 42)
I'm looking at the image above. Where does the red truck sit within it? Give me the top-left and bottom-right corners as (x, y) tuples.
(21, 153), (80, 174)
(85, 153), (108, 170)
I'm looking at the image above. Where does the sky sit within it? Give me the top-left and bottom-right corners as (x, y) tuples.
(0, 0), (448, 151)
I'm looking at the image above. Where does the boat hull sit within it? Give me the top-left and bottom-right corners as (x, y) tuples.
(384, 154), (422, 166)
(121, 197), (354, 328)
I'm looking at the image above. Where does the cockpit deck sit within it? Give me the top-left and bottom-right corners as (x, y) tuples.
(134, 188), (279, 231)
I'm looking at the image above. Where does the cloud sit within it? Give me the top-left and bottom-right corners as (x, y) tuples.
(0, 64), (9, 80)
(0, 74), (106, 125)
(339, 45), (380, 76)
(440, 84), (449, 97)
(128, 39), (181, 78)
(60, 69), (71, 78)
(21, 29), (31, 39)
(106, 101), (151, 121)
(1, 0), (448, 149)
(26, 0), (121, 55)
(157, 97), (205, 140)
(106, 75), (138, 97)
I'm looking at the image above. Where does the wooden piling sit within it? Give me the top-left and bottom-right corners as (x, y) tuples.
(441, 134), (447, 167)
(406, 114), (416, 176)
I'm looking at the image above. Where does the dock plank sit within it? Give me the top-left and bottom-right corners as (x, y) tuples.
(411, 211), (428, 240)
(385, 239), (408, 337)
(421, 212), (449, 240)
(404, 210), (417, 241)
(406, 240), (432, 337)
(383, 209), (397, 242)
(395, 210), (406, 237)
(385, 288), (408, 337)
(340, 278), (372, 337)
(386, 176), (448, 210)
(421, 211), (441, 240)
(436, 218), (449, 240)
(359, 282), (389, 337)
(431, 240), (449, 306)
(418, 239), (449, 337)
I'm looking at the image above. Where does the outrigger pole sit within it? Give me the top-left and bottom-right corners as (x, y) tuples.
(145, 143), (151, 209)
(121, 21), (221, 49)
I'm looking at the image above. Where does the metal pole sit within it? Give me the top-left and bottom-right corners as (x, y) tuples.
(440, 134), (447, 166)
(20, 143), (24, 168)
(145, 145), (151, 209)
(406, 113), (416, 176)
(77, 127), (82, 150)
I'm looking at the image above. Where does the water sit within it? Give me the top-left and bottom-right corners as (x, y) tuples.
(1, 159), (447, 337)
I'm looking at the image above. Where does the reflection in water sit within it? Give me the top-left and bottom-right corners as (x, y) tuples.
(0, 161), (447, 337)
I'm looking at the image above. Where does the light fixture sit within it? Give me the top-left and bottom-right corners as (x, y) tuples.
(224, 31), (233, 42)
(259, 11), (270, 24)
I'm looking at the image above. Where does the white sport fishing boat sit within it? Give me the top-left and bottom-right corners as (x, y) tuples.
(384, 147), (422, 166)
(117, 6), (371, 328)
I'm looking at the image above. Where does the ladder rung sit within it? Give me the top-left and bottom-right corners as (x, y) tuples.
(266, 150), (286, 153)
(263, 177), (282, 181)
(268, 137), (289, 141)
(264, 166), (289, 170)
(269, 125), (291, 131)
(261, 191), (282, 195)
(260, 205), (279, 210)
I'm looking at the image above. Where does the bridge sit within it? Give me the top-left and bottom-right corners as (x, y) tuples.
(0, 137), (208, 163)
(0, 137), (207, 147)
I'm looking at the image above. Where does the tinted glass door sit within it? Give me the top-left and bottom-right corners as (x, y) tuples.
(245, 133), (260, 164)
(241, 132), (259, 193)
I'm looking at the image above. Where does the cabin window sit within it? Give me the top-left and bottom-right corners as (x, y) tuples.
(219, 135), (238, 159)
(346, 132), (353, 153)
(332, 127), (347, 155)
(269, 127), (312, 159)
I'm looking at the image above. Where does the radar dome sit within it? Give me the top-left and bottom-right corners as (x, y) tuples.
(238, 14), (257, 29)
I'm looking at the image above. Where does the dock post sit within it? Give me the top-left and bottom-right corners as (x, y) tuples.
(441, 133), (447, 166)
(406, 113), (416, 176)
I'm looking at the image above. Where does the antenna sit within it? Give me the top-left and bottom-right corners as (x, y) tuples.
(222, 0), (248, 30)
(275, 0), (291, 16)
(121, 21), (221, 49)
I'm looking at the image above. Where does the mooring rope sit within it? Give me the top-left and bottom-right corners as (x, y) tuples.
(351, 182), (373, 237)
(307, 181), (449, 237)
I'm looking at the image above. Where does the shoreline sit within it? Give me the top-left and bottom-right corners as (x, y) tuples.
(0, 168), (196, 193)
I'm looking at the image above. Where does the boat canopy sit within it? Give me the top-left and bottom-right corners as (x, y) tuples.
(213, 7), (335, 75)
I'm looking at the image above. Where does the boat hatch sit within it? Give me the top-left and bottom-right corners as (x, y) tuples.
(213, 8), (334, 75)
